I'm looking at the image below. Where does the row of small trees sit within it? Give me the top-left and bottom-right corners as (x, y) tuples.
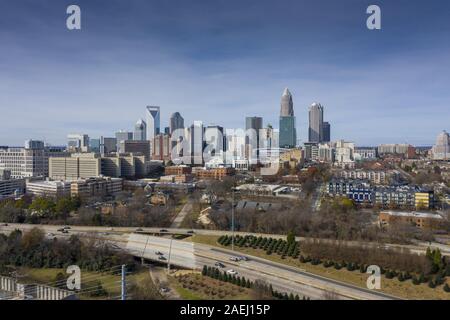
(218, 234), (450, 292)
(201, 266), (308, 300)
(217, 235), (300, 258)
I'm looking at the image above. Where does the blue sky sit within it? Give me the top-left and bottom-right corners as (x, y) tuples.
(0, 0), (449, 146)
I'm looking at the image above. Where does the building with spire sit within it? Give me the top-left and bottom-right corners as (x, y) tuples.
(279, 88), (296, 148)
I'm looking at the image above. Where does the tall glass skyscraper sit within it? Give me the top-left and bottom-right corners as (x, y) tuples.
(279, 88), (296, 148)
(146, 106), (161, 142)
(322, 122), (331, 142)
(134, 119), (147, 141)
(170, 112), (184, 134)
(245, 116), (263, 161)
(308, 102), (324, 143)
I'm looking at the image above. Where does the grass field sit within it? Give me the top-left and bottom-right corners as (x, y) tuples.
(187, 235), (450, 300)
(17, 267), (148, 300)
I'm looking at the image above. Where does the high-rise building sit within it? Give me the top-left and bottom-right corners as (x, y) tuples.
(0, 141), (68, 179)
(115, 131), (133, 152)
(146, 106), (161, 142)
(279, 88), (296, 148)
(100, 137), (117, 154)
(322, 122), (331, 143)
(308, 103), (324, 143)
(280, 88), (294, 117)
(188, 121), (204, 165)
(245, 116), (263, 162)
(170, 112), (184, 134)
(120, 140), (151, 161)
(134, 119), (147, 141)
(205, 125), (225, 161)
(49, 153), (101, 180)
(432, 130), (450, 160)
(89, 139), (101, 153)
(67, 134), (90, 153)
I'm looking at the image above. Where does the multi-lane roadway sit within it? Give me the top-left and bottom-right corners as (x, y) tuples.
(0, 223), (407, 300)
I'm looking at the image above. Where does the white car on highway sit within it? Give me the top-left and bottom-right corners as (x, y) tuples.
(226, 269), (238, 275)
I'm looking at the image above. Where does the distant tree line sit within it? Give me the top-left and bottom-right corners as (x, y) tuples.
(0, 228), (136, 274)
(0, 189), (174, 228)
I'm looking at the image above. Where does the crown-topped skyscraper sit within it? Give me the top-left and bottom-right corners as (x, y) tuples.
(279, 88), (297, 148)
(280, 88), (294, 117)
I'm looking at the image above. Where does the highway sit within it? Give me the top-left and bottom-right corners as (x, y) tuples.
(0, 223), (401, 300)
(1, 223), (449, 256)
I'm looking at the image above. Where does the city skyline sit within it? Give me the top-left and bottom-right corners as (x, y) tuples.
(1, 0), (450, 146)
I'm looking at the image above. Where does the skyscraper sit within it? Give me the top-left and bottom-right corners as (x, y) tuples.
(146, 106), (161, 142)
(280, 88), (294, 117)
(170, 112), (184, 134)
(134, 119), (147, 141)
(308, 102), (324, 143)
(432, 130), (450, 160)
(279, 88), (296, 148)
(115, 131), (133, 153)
(188, 121), (204, 165)
(67, 134), (90, 152)
(245, 116), (263, 162)
(205, 125), (225, 159)
(322, 122), (331, 142)
(100, 136), (117, 154)
(89, 139), (101, 153)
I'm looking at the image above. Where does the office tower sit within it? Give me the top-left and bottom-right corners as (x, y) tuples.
(134, 119), (147, 141)
(279, 88), (297, 148)
(89, 139), (101, 153)
(100, 137), (117, 154)
(205, 125), (225, 159)
(308, 102), (324, 143)
(322, 122), (331, 143)
(0, 140), (68, 179)
(146, 106), (161, 142)
(432, 130), (450, 160)
(67, 134), (90, 152)
(49, 153), (101, 180)
(245, 116), (263, 162)
(120, 140), (151, 161)
(170, 112), (184, 134)
(188, 121), (204, 165)
(115, 131), (133, 152)
(0, 169), (25, 199)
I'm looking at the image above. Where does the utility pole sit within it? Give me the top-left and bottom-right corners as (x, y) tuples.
(167, 238), (173, 274)
(141, 235), (150, 265)
(121, 264), (126, 301)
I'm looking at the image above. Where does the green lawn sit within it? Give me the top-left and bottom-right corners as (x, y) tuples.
(17, 267), (149, 300)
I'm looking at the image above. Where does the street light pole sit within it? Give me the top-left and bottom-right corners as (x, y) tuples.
(121, 264), (126, 301)
(167, 237), (173, 274)
(231, 187), (235, 252)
